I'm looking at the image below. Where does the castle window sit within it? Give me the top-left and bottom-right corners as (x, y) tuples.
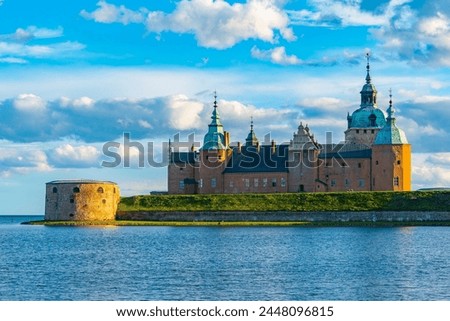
(356, 130), (360, 134)
(113, 188), (116, 193)
(69, 213), (74, 217)
(331, 179), (336, 187)
(97, 187), (104, 193)
(263, 178), (268, 187)
(358, 179), (365, 187)
(179, 180), (185, 189)
(344, 179), (350, 188)
(397, 160), (401, 165)
(73, 187), (80, 193)
(363, 129), (367, 134)
(229, 181), (234, 188)
(272, 178), (277, 187)
(371, 130), (375, 134)
(70, 199), (74, 204)
(52, 187), (58, 193)
(375, 160), (379, 165)
(254, 178), (259, 187)
(394, 177), (400, 186)
(358, 163), (362, 168)
(211, 178), (217, 188)
(102, 199), (106, 204)
(281, 178), (286, 187)
(244, 179), (250, 188)
(180, 168), (184, 171)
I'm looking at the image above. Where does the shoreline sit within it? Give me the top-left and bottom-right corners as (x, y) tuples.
(22, 219), (450, 227)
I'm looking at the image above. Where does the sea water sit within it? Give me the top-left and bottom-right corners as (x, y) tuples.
(0, 215), (449, 301)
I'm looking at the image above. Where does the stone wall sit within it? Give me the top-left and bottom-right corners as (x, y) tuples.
(45, 180), (120, 221)
(117, 210), (450, 222)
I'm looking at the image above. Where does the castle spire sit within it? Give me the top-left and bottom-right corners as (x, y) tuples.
(245, 116), (259, 146)
(365, 52), (371, 84)
(210, 90), (221, 126)
(387, 89), (396, 124)
(202, 91), (226, 150)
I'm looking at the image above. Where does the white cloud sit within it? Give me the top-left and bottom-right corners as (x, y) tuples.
(4, 26), (64, 42)
(13, 94), (46, 112)
(50, 144), (101, 168)
(164, 94), (205, 130)
(72, 96), (95, 108)
(82, 0), (295, 49)
(0, 57), (27, 64)
(251, 46), (301, 65)
(0, 40), (85, 59)
(413, 95), (450, 104)
(419, 12), (449, 36)
(0, 145), (51, 177)
(288, 0), (388, 27)
(0, 25), (85, 64)
(80, 0), (147, 25)
(413, 153), (450, 189)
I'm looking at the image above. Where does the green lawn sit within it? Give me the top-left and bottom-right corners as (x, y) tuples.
(118, 191), (450, 212)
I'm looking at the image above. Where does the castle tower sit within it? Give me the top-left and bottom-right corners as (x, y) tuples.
(245, 117), (259, 146)
(372, 91), (411, 191)
(288, 122), (320, 192)
(345, 53), (386, 146)
(198, 92), (231, 193)
(45, 180), (120, 221)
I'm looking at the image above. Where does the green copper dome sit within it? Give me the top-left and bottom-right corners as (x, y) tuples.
(349, 108), (386, 128)
(374, 95), (408, 145)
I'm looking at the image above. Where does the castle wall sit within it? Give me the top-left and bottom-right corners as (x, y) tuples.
(223, 172), (288, 194)
(168, 162), (198, 194)
(318, 157), (372, 192)
(45, 181), (120, 221)
(287, 149), (319, 192)
(345, 128), (380, 146)
(372, 144), (411, 191)
(197, 149), (230, 194)
(117, 210), (450, 223)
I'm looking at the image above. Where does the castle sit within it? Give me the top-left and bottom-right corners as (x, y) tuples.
(168, 57), (411, 194)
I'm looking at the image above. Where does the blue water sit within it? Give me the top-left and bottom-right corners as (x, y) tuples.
(0, 215), (449, 301)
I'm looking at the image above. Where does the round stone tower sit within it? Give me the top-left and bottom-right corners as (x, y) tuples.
(45, 180), (120, 221)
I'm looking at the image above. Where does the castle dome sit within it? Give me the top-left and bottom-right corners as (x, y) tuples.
(349, 108), (386, 128)
(374, 92), (408, 145)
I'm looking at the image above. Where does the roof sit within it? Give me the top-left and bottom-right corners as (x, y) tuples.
(319, 143), (372, 159)
(374, 102), (408, 145)
(348, 107), (386, 128)
(46, 180), (117, 185)
(224, 144), (289, 173)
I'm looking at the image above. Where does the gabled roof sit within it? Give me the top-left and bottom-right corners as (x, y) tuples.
(224, 144), (289, 173)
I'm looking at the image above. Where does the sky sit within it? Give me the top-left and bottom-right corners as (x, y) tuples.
(1, 0), (450, 214)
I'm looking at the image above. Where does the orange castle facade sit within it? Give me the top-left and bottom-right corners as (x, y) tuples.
(168, 59), (411, 194)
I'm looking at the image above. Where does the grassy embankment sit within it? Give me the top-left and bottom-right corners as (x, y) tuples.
(118, 190), (450, 212)
(26, 191), (450, 226)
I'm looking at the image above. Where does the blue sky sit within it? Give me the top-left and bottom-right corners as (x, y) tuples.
(1, 0), (450, 214)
